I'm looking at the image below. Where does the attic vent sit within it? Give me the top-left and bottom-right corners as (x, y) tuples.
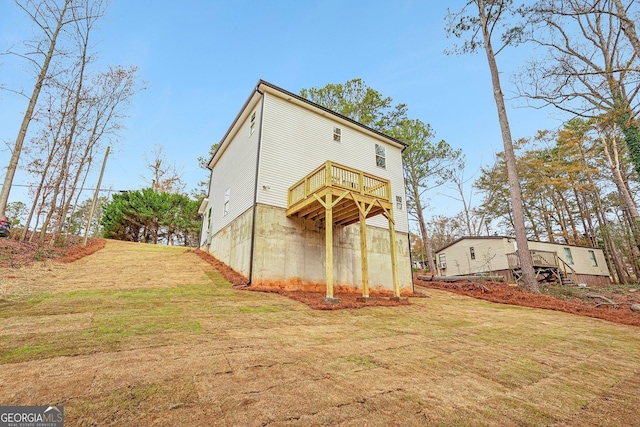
(250, 111), (256, 135)
(333, 127), (341, 142)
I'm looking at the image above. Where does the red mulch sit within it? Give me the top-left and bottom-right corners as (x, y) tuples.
(192, 249), (425, 310)
(417, 279), (640, 327)
(236, 285), (420, 310)
(57, 238), (107, 263)
(192, 250), (249, 285)
(0, 237), (106, 268)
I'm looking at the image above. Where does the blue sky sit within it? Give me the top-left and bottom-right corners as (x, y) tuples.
(0, 0), (567, 224)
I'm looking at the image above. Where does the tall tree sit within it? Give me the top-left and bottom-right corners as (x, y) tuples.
(0, 0), (89, 218)
(447, 0), (539, 292)
(300, 78), (408, 132)
(101, 189), (201, 246)
(519, 0), (640, 176)
(388, 119), (461, 272)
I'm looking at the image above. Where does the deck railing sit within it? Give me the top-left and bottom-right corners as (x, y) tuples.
(507, 250), (557, 269)
(507, 249), (578, 285)
(288, 161), (391, 207)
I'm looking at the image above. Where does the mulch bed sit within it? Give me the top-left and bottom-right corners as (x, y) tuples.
(235, 285), (419, 310)
(417, 279), (640, 327)
(0, 237), (106, 268)
(57, 238), (107, 263)
(192, 250), (248, 285)
(193, 249), (424, 310)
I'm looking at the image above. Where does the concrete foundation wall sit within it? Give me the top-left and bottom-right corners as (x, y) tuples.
(251, 204), (412, 292)
(207, 207), (253, 277)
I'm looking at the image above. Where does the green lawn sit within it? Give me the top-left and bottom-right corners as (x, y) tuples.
(1, 240), (639, 426)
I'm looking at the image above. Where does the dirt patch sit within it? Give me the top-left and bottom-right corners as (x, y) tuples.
(417, 279), (640, 327)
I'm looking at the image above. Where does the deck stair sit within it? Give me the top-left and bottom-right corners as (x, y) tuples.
(507, 250), (578, 286)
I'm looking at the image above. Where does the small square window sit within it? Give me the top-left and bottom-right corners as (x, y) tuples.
(375, 144), (386, 169)
(470, 247), (476, 260)
(396, 195), (403, 210)
(250, 111), (256, 135)
(333, 127), (341, 142)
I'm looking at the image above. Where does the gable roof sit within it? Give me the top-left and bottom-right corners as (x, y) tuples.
(207, 79), (407, 169)
(435, 236), (508, 253)
(435, 236), (603, 253)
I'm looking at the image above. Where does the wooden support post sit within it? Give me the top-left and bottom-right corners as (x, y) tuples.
(387, 208), (400, 298)
(324, 193), (340, 303)
(359, 204), (369, 298)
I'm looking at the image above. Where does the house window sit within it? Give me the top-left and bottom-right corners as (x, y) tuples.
(564, 247), (574, 265)
(438, 253), (446, 269)
(250, 111), (256, 135)
(470, 247), (476, 260)
(396, 195), (403, 210)
(207, 207), (212, 229)
(333, 127), (341, 142)
(223, 188), (230, 216)
(588, 250), (598, 267)
(375, 144), (386, 168)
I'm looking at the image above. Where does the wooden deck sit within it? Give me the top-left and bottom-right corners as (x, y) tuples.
(507, 250), (578, 285)
(286, 161), (393, 226)
(286, 161), (399, 300)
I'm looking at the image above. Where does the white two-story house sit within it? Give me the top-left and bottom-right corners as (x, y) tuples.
(199, 80), (412, 301)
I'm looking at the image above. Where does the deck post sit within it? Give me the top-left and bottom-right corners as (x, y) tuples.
(359, 205), (369, 298)
(387, 208), (400, 298)
(324, 192), (339, 303)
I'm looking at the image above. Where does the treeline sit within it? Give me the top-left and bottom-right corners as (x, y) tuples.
(101, 188), (201, 246)
(0, 0), (142, 244)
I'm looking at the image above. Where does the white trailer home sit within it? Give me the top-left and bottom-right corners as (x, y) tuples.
(199, 81), (412, 300)
(435, 236), (611, 286)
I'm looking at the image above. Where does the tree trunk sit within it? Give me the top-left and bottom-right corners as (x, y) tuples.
(612, 0), (640, 59)
(414, 194), (436, 273)
(477, 0), (538, 292)
(0, 0), (72, 218)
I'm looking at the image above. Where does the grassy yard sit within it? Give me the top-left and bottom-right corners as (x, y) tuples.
(1, 240), (639, 426)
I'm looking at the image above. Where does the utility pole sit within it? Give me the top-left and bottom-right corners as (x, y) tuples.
(83, 146), (110, 247)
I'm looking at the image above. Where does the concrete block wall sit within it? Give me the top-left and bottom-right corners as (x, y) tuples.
(251, 204), (412, 292)
(207, 207), (253, 277)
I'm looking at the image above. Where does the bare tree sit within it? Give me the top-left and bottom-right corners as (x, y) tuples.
(0, 0), (79, 218)
(144, 144), (186, 194)
(519, 0), (640, 176)
(447, 0), (539, 292)
(611, 0), (640, 57)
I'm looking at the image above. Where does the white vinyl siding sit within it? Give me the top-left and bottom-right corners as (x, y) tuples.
(223, 188), (230, 216)
(206, 101), (262, 236)
(437, 238), (512, 276)
(527, 241), (609, 276)
(256, 93), (408, 233)
(440, 238), (610, 278)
